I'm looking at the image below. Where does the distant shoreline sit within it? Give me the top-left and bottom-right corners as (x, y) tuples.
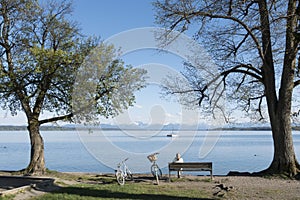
(0, 125), (299, 131)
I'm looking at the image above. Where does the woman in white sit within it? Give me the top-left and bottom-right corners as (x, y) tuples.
(173, 153), (184, 177)
(173, 153), (184, 163)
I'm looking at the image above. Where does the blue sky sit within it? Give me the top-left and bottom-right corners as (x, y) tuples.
(0, 0), (204, 126)
(71, 0), (156, 38)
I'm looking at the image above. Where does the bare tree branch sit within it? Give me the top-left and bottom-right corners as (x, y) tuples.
(294, 80), (300, 87)
(39, 113), (73, 125)
(169, 9), (265, 62)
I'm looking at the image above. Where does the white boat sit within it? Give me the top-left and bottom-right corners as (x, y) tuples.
(167, 127), (178, 137)
(166, 133), (178, 137)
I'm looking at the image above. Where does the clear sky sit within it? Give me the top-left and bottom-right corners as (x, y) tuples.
(0, 0), (205, 126)
(71, 0), (156, 38)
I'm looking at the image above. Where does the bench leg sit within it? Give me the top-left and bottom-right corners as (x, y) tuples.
(177, 170), (181, 178)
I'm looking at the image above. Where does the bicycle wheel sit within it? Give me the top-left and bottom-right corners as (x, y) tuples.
(116, 170), (125, 185)
(151, 164), (162, 179)
(126, 169), (133, 181)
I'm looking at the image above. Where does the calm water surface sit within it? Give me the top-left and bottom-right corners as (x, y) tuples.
(0, 130), (299, 175)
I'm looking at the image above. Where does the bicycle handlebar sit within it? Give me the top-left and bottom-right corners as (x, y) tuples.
(148, 152), (159, 156)
(117, 158), (129, 166)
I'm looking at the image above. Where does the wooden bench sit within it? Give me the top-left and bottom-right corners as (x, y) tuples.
(168, 162), (213, 181)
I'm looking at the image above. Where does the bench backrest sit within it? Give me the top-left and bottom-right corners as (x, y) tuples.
(169, 162), (212, 171)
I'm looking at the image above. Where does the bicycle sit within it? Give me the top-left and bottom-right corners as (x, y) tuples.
(147, 152), (162, 184)
(115, 158), (133, 185)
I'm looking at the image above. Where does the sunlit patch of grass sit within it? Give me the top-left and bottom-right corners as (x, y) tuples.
(0, 195), (15, 200)
(30, 180), (211, 200)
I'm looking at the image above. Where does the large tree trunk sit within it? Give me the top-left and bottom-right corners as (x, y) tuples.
(265, 116), (300, 177)
(25, 120), (46, 175)
(257, 0), (300, 177)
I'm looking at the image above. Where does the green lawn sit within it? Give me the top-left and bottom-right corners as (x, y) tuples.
(28, 173), (214, 200)
(31, 182), (212, 200)
(0, 172), (215, 200)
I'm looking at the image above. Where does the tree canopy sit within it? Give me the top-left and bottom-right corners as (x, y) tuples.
(155, 0), (300, 120)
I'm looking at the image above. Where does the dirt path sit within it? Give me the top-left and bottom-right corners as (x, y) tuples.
(212, 176), (300, 199)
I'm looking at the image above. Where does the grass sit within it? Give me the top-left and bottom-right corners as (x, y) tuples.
(27, 172), (214, 200)
(32, 184), (211, 200)
(30, 183), (212, 200)
(0, 195), (15, 200)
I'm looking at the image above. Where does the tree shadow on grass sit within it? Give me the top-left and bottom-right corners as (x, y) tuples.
(51, 186), (214, 200)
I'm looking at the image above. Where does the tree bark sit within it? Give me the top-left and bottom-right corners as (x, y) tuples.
(267, 119), (300, 176)
(258, 0), (300, 177)
(25, 120), (46, 175)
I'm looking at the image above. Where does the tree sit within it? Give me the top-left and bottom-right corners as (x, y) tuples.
(153, 0), (300, 176)
(0, 0), (146, 175)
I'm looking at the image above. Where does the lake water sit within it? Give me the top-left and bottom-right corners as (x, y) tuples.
(0, 130), (300, 175)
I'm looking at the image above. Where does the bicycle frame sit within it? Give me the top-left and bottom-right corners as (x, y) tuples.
(147, 153), (162, 184)
(115, 158), (133, 185)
